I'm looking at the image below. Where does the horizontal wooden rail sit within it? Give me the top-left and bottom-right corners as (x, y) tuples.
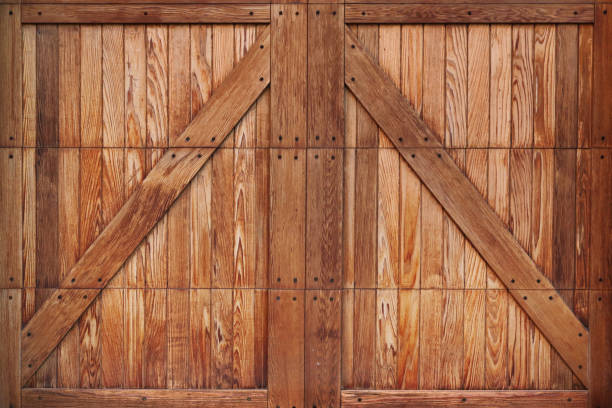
(342, 390), (588, 407)
(22, 4), (270, 23)
(22, 389), (268, 407)
(20, 27), (270, 386)
(345, 4), (594, 23)
(344, 25), (589, 387)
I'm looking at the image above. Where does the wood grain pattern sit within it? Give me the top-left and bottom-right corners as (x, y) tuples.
(356, 25), (378, 147)
(0, 290), (20, 408)
(36, 24), (59, 147)
(590, 150), (611, 289)
(80, 25), (102, 146)
(376, 289), (398, 388)
(125, 25), (147, 148)
(577, 25), (592, 148)
(307, 149), (343, 289)
(593, 4), (612, 147)
(233, 289), (255, 387)
(101, 289), (125, 387)
(463, 289), (485, 388)
(353, 289), (376, 387)
(590, 291), (612, 407)
(305, 290), (341, 408)
(211, 289), (232, 388)
(58, 24), (80, 147)
(342, 390), (588, 407)
(397, 290), (418, 388)
(378, 24), (400, 148)
(22, 389), (268, 408)
(23, 24), (37, 147)
(0, 150), (22, 287)
(555, 24), (578, 147)
(308, 4), (344, 147)
(377, 149), (399, 288)
(0, 5), (21, 147)
(465, 149), (487, 289)
(270, 149), (306, 289)
(103, 25), (125, 147)
(552, 149), (576, 289)
(420, 289), (442, 388)
(189, 289), (211, 388)
(445, 25), (467, 148)
(534, 24), (556, 148)
(271, 3), (307, 148)
(511, 25), (534, 148)
(467, 25), (489, 148)
(146, 25), (168, 148)
(167, 289), (189, 388)
(22, 4), (270, 23)
(490, 25), (512, 148)
(345, 28), (589, 385)
(346, 5), (594, 23)
(268, 290), (304, 408)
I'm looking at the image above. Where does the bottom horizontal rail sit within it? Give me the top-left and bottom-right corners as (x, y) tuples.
(22, 388), (267, 407)
(342, 390), (588, 407)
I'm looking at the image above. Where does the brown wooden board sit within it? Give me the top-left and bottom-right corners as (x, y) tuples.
(0, 290), (20, 408)
(22, 5), (270, 23)
(593, 4), (612, 147)
(0, 5), (21, 147)
(346, 5), (594, 24)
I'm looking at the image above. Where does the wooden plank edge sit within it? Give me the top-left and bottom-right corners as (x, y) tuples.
(22, 389), (268, 408)
(20, 28), (271, 386)
(344, 25), (590, 387)
(341, 390), (588, 407)
(345, 4), (594, 23)
(22, 4), (270, 23)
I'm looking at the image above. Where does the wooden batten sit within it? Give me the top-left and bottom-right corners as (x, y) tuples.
(345, 4), (594, 24)
(22, 4), (270, 24)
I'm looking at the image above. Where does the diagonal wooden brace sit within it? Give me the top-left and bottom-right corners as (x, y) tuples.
(20, 27), (270, 385)
(344, 25), (589, 387)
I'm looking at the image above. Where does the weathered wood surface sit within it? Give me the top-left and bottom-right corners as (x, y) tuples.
(21, 27), (271, 385)
(0, 5), (21, 147)
(22, 5), (270, 23)
(345, 25), (589, 386)
(346, 4), (594, 23)
(342, 390), (588, 407)
(22, 389), (268, 407)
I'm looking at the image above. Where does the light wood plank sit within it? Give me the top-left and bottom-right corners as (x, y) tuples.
(80, 25), (102, 147)
(189, 289), (211, 388)
(0, 5), (21, 147)
(0, 150), (22, 287)
(511, 25), (534, 148)
(0, 290), (20, 408)
(58, 24), (80, 147)
(102, 25), (125, 147)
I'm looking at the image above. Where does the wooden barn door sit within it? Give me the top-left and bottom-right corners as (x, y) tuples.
(1, 2), (611, 408)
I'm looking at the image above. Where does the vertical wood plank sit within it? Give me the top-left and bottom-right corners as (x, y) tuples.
(125, 149), (146, 288)
(144, 289), (167, 388)
(398, 289), (418, 389)
(420, 289), (442, 389)
(189, 289), (211, 388)
(308, 4), (344, 147)
(305, 290), (341, 407)
(376, 289), (398, 389)
(146, 25), (168, 148)
(59, 24), (80, 147)
(555, 24), (578, 148)
(487, 149), (510, 289)
(0, 150), (22, 287)
(124, 288), (144, 388)
(144, 158), (167, 288)
(593, 4), (612, 147)
(125, 25), (146, 148)
(102, 25), (124, 147)
(342, 288), (354, 388)
(0, 290), (20, 408)
(23, 25), (37, 147)
(234, 149), (256, 288)
(167, 289), (189, 388)
(511, 25), (534, 148)
(36, 148), (59, 288)
(270, 149), (306, 289)
(23, 149), (35, 287)
(271, 3), (307, 148)
(307, 149), (343, 288)
(79, 298), (101, 388)
(467, 24), (490, 148)
(354, 148), (377, 288)
(353, 289), (376, 388)
(590, 291), (612, 407)
(444, 150), (465, 289)
(233, 289), (255, 388)
(343, 149), (355, 288)
(269, 290), (304, 408)
(80, 25), (102, 147)
(445, 24), (467, 148)
(211, 148), (234, 288)
(377, 149), (399, 288)
(534, 25), (556, 148)
(100, 289), (124, 388)
(0, 5), (21, 146)
(254, 289), (268, 388)
(57, 149), (80, 387)
(463, 289), (485, 389)
(254, 149), (269, 289)
(36, 24), (59, 147)
(590, 150), (611, 289)
(399, 162), (420, 289)
(234, 24), (256, 148)
(212, 289), (233, 388)
(485, 289), (508, 389)
(33, 288), (57, 387)
(440, 289), (464, 389)
(167, 24), (191, 290)
(490, 25), (512, 148)
(401, 24), (423, 116)
(577, 25), (592, 148)
(553, 149), (576, 289)
(356, 25), (378, 148)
